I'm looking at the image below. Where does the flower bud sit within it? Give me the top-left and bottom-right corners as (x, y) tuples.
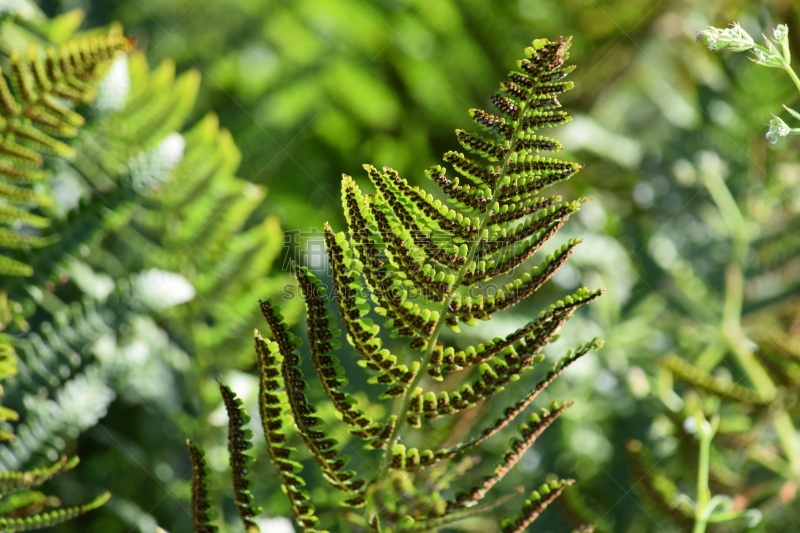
(773, 23), (789, 43)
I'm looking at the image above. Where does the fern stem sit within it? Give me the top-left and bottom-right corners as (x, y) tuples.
(371, 96), (533, 508)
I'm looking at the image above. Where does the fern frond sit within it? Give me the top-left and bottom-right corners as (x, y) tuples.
(324, 223), (416, 396)
(500, 479), (574, 533)
(661, 354), (768, 406)
(365, 164), (478, 242)
(218, 384), (261, 531)
(211, 36), (597, 531)
(409, 342), (598, 470)
(430, 291), (600, 378)
(0, 365), (114, 471)
(449, 241), (581, 325)
(259, 299), (365, 497)
(444, 403), (573, 512)
(0, 491), (109, 532)
(0, 455), (78, 496)
(254, 331), (325, 531)
(0, 26), (131, 276)
(187, 440), (217, 533)
(296, 265), (387, 442)
(341, 176), (438, 344)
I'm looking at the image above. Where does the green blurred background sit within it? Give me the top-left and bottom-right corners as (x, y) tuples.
(6, 0), (798, 531)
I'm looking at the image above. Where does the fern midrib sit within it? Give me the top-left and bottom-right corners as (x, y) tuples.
(373, 96), (534, 489)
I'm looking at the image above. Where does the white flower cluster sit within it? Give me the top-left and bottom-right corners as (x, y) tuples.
(766, 115), (790, 144)
(696, 22), (755, 52)
(698, 22), (800, 145)
(697, 22), (791, 68)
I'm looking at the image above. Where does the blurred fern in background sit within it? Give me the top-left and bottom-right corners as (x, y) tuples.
(0, 4), (293, 531)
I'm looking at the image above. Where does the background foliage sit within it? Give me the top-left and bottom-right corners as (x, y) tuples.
(0, 0), (796, 531)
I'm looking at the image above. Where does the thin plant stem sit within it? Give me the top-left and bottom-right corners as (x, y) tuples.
(692, 416), (714, 533)
(699, 142), (800, 479)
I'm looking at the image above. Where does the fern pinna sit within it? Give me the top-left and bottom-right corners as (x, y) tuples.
(192, 37), (602, 532)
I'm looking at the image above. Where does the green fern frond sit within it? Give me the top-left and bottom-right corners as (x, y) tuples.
(259, 299), (365, 498)
(444, 404), (573, 512)
(218, 383), (262, 531)
(429, 292), (600, 378)
(0, 491), (109, 532)
(406, 342), (599, 472)
(661, 354), (769, 406)
(187, 439), (218, 533)
(0, 450), (111, 531)
(0, 291), (23, 442)
(0, 455), (78, 496)
(324, 223), (416, 398)
(254, 331), (325, 532)
(406, 336), (600, 427)
(206, 36), (598, 531)
(0, 365), (114, 471)
(0, 25), (131, 277)
(500, 479), (574, 533)
(296, 265), (386, 445)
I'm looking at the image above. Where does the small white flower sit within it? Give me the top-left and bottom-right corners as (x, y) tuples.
(773, 23), (789, 43)
(766, 115), (790, 144)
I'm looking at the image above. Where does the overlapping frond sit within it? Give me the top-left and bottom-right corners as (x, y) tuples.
(254, 331), (324, 531)
(187, 439), (217, 533)
(0, 439), (107, 532)
(324, 223), (417, 397)
(259, 299), (365, 499)
(218, 383), (261, 531)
